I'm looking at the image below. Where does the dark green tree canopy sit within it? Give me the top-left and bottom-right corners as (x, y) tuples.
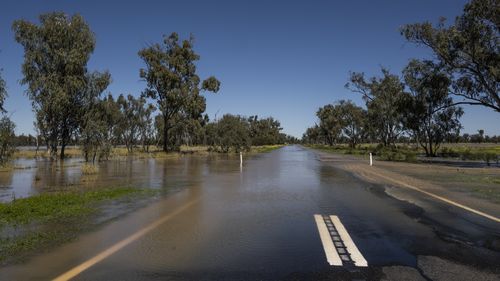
(139, 32), (220, 152)
(402, 60), (464, 156)
(346, 69), (406, 146)
(0, 70), (6, 112)
(13, 12), (110, 159)
(401, 0), (499, 112)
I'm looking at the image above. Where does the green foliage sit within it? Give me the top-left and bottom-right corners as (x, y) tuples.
(247, 116), (284, 146)
(316, 104), (343, 145)
(12, 12), (111, 159)
(80, 91), (115, 163)
(401, 60), (464, 157)
(346, 69), (406, 146)
(375, 147), (418, 162)
(116, 94), (155, 153)
(206, 114), (288, 153)
(207, 114), (251, 153)
(0, 70), (6, 112)
(139, 32), (220, 152)
(448, 147), (499, 164)
(302, 126), (322, 144)
(401, 0), (500, 112)
(0, 73), (14, 165)
(0, 116), (16, 165)
(306, 100), (366, 147)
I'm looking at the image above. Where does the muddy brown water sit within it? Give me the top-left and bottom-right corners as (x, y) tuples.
(0, 154), (241, 202)
(0, 146), (499, 280)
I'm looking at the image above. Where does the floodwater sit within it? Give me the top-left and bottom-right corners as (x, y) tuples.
(0, 146), (499, 280)
(0, 153), (243, 202)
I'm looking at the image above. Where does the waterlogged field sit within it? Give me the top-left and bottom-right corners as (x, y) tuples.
(0, 145), (283, 264)
(13, 145), (283, 159)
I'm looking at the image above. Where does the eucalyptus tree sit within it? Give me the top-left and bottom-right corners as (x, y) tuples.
(0, 117), (15, 165)
(0, 71), (15, 164)
(13, 12), (110, 159)
(248, 116), (283, 145)
(337, 100), (367, 148)
(80, 93), (120, 162)
(138, 101), (156, 152)
(0, 69), (6, 112)
(302, 125), (322, 144)
(346, 69), (406, 146)
(116, 94), (152, 152)
(207, 114), (251, 153)
(139, 32), (220, 152)
(401, 0), (499, 112)
(316, 104), (343, 146)
(402, 60), (464, 156)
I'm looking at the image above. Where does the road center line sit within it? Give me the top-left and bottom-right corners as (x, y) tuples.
(52, 198), (200, 281)
(314, 214), (342, 266)
(330, 215), (368, 267)
(361, 167), (500, 223)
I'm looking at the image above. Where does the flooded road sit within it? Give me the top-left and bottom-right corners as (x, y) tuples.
(0, 146), (499, 280)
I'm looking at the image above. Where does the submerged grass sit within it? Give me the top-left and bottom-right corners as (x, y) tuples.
(0, 187), (157, 263)
(0, 188), (142, 226)
(13, 145), (284, 160)
(80, 163), (98, 175)
(250, 145), (285, 153)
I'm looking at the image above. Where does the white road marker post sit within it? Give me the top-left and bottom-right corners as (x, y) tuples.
(240, 151), (243, 168)
(369, 153), (373, 166)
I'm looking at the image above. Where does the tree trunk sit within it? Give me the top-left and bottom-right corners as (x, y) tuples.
(60, 143), (66, 160)
(163, 113), (168, 152)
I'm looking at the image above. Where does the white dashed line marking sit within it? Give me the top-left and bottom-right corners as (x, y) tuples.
(314, 214), (342, 266)
(330, 215), (368, 267)
(314, 214), (368, 267)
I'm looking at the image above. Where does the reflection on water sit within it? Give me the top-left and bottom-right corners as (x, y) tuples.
(0, 153), (243, 202)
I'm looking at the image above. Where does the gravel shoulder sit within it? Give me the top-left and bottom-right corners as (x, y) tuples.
(312, 150), (500, 219)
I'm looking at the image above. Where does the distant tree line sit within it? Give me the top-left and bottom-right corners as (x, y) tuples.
(205, 114), (296, 153)
(1, 12), (293, 163)
(303, 0), (499, 157)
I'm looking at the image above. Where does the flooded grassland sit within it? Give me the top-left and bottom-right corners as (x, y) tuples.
(0, 149), (268, 265)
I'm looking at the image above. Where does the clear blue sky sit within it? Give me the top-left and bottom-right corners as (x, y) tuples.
(0, 0), (498, 138)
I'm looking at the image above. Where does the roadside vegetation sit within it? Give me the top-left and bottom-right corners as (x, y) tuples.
(0, 187), (157, 264)
(307, 143), (499, 164)
(303, 0), (499, 165)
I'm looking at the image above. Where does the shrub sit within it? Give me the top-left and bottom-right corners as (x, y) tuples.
(376, 147), (417, 162)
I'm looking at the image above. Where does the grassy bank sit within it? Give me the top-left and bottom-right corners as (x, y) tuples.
(0, 187), (157, 264)
(305, 143), (499, 164)
(371, 161), (500, 204)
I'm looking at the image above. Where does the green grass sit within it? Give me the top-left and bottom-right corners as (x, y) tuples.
(305, 144), (365, 155)
(0, 188), (145, 226)
(0, 187), (157, 264)
(306, 143), (499, 163)
(251, 145), (285, 153)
